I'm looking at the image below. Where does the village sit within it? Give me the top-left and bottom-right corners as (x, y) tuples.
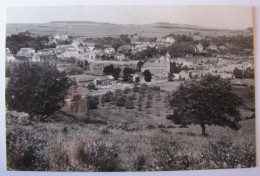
(4, 5), (256, 172)
(6, 31), (254, 89)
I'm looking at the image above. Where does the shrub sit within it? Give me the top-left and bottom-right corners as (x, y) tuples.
(145, 100), (152, 108)
(140, 84), (149, 93)
(67, 66), (84, 75)
(124, 87), (131, 94)
(132, 84), (140, 92)
(101, 91), (113, 103)
(201, 140), (256, 169)
(150, 86), (160, 91)
(147, 93), (153, 100)
(138, 104), (142, 111)
(88, 82), (98, 90)
(134, 155), (147, 171)
(125, 97), (135, 109)
(86, 143), (120, 171)
(87, 95), (99, 110)
(116, 95), (126, 107)
(155, 93), (161, 101)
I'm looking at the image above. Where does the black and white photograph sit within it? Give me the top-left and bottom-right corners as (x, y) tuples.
(2, 2), (258, 175)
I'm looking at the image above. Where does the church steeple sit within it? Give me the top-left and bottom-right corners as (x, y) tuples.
(166, 52), (170, 63)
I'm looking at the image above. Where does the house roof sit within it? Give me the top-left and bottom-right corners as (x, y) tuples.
(56, 45), (74, 49)
(19, 48), (35, 52)
(142, 62), (168, 69)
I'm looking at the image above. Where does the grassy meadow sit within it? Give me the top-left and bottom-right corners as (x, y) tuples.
(6, 84), (256, 171)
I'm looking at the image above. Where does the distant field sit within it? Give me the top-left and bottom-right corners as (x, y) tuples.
(6, 22), (250, 38)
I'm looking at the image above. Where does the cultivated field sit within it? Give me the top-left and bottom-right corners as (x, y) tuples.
(6, 84), (256, 171)
(6, 22), (250, 38)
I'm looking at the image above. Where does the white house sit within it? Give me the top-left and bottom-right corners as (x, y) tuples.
(37, 48), (55, 56)
(85, 50), (96, 60)
(195, 44), (204, 53)
(207, 44), (218, 51)
(179, 70), (190, 80)
(63, 50), (80, 58)
(165, 36), (176, 44)
(104, 47), (116, 55)
(17, 48), (35, 57)
(30, 54), (41, 62)
(6, 53), (16, 62)
(115, 53), (125, 61)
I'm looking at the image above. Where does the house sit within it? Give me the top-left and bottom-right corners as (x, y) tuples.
(104, 47), (116, 55)
(93, 76), (111, 86)
(165, 36), (176, 44)
(6, 53), (16, 62)
(55, 45), (75, 54)
(134, 44), (147, 52)
(30, 54), (41, 62)
(189, 70), (203, 79)
(62, 50), (80, 58)
(219, 45), (227, 50)
(115, 53), (125, 61)
(85, 50), (96, 60)
(173, 73), (180, 80)
(54, 34), (69, 41)
(141, 62), (170, 79)
(207, 44), (218, 51)
(195, 44), (204, 53)
(175, 58), (193, 68)
(179, 70), (190, 80)
(37, 48), (55, 56)
(17, 48), (35, 57)
(117, 45), (132, 53)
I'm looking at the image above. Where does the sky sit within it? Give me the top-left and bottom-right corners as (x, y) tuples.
(6, 5), (253, 30)
(6, 6), (252, 29)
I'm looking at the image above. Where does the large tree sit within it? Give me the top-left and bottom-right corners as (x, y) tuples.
(6, 62), (72, 121)
(169, 74), (244, 136)
(143, 70), (152, 82)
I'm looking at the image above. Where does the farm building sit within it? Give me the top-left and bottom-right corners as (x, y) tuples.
(17, 48), (35, 57)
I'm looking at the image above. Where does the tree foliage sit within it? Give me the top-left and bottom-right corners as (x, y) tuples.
(103, 64), (121, 80)
(6, 62), (72, 121)
(169, 74), (244, 135)
(233, 67), (254, 79)
(143, 70), (152, 82)
(123, 67), (136, 82)
(6, 32), (56, 54)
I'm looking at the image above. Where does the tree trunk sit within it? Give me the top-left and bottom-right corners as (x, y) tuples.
(201, 124), (206, 136)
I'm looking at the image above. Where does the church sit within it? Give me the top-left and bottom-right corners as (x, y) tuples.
(141, 53), (171, 80)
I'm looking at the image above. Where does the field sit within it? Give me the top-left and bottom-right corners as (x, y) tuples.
(6, 22), (250, 38)
(6, 84), (256, 171)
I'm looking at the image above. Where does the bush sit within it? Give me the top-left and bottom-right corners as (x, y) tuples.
(125, 99), (135, 109)
(101, 91), (113, 103)
(87, 96), (99, 110)
(134, 155), (147, 171)
(140, 84), (149, 93)
(150, 86), (160, 91)
(67, 66), (84, 75)
(132, 84), (140, 92)
(147, 93), (153, 100)
(124, 87), (131, 94)
(116, 95), (126, 107)
(87, 82), (98, 90)
(201, 140), (256, 169)
(145, 100), (152, 108)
